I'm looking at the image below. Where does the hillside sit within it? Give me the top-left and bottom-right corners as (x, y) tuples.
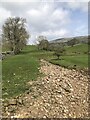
(49, 36), (88, 44)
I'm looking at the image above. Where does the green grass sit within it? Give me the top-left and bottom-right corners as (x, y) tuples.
(2, 45), (53, 99)
(50, 55), (88, 69)
(2, 55), (40, 98)
(65, 44), (88, 55)
(49, 44), (88, 69)
(2, 44), (88, 99)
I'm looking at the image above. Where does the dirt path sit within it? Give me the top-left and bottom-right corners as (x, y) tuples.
(3, 59), (89, 118)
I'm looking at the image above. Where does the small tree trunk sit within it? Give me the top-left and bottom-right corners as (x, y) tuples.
(57, 55), (60, 60)
(11, 47), (13, 51)
(14, 45), (20, 55)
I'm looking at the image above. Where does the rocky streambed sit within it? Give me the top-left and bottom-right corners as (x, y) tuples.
(2, 59), (89, 118)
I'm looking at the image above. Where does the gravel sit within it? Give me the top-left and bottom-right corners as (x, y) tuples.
(2, 59), (89, 118)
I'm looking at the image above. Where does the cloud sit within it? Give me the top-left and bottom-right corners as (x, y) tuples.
(28, 29), (69, 44)
(0, 7), (11, 28)
(40, 29), (69, 39)
(66, 2), (88, 12)
(0, 0), (41, 2)
(25, 3), (71, 44)
(0, 1), (88, 44)
(26, 3), (70, 31)
(55, 0), (89, 2)
(0, 0), (89, 2)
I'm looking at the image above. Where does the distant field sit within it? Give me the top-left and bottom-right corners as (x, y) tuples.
(65, 44), (88, 55)
(2, 44), (88, 98)
(49, 44), (88, 69)
(50, 55), (88, 69)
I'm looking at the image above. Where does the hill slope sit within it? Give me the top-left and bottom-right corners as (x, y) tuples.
(50, 36), (88, 44)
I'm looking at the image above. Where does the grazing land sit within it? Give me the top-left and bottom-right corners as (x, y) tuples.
(49, 44), (88, 69)
(1, 4), (89, 118)
(2, 44), (88, 98)
(2, 45), (53, 98)
(2, 43), (89, 118)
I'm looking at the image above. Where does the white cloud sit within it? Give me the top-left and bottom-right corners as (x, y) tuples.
(55, 0), (89, 2)
(67, 2), (88, 12)
(25, 3), (71, 44)
(41, 29), (69, 38)
(0, 0), (41, 2)
(28, 28), (69, 44)
(0, 7), (11, 27)
(27, 9), (41, 17)
(0, 1), (88, 44)
(1, 0), (88, 2)
(50, 8), (70, 27)
(26, 3), (70, 32)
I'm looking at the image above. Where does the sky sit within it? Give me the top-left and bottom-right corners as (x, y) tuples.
(0, 0), (89, 44)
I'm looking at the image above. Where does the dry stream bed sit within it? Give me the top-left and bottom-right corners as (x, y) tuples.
(2, 59), (89, 118)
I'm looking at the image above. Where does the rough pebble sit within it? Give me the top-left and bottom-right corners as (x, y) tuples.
(2, 59), (89, 118)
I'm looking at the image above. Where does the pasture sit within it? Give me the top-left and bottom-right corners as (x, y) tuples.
(2, 44), (88, 98)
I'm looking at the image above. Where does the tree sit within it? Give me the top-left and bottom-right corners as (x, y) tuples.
(48, 43), (55, 51)
(48, 42), (65, 51)
(38, 39), (49, 50)
(37, 35), (47, 44)
(2, 17), (29, 54)
(67, 38), (79, 47)
(54, 44), (65, 60)
(37, 35), (49, 50)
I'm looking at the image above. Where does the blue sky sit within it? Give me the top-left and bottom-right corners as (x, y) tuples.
(0, 1), (88, 44)
(68, 8), (88, 36)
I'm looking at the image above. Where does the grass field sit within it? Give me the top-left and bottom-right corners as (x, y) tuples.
(2, 45), (53, 98)
(49, 44), (88, 69)
(50, 55), (88, 69)
(2, 44), (88, 98)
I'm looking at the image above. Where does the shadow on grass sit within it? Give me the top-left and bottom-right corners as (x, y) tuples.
(50, 60), (78, 70)
(50, 58), (64, 61)
(20, 50), (38, 54)
(20, 49), (48, 55)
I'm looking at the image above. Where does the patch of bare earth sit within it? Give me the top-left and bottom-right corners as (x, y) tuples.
(3, 59), (89, 118)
